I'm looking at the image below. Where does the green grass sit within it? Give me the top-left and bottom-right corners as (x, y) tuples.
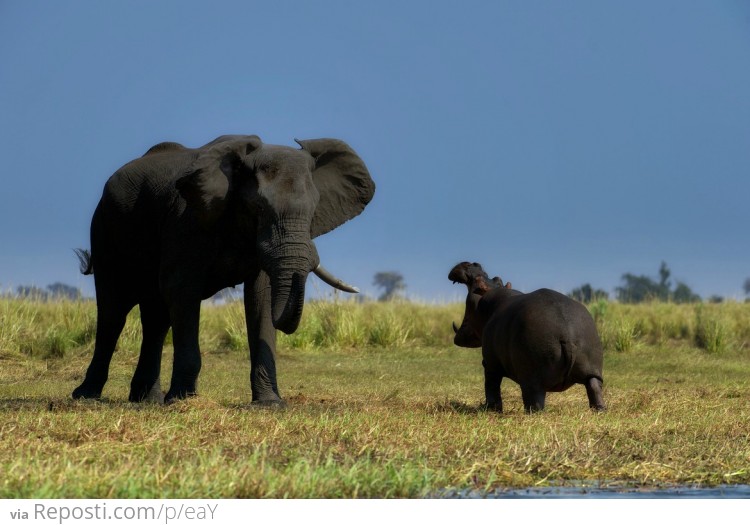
(1, 298), (749, 497)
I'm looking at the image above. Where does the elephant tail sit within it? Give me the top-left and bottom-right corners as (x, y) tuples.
(74, 248), (94, 275)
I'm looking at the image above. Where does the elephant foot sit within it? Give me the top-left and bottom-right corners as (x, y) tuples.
(72, 382), (103, 400)
(251, 398), (287, 409)
(129, 378), (165, 404)
(164, 386), (197, 405)
(251, 388), (286, 408)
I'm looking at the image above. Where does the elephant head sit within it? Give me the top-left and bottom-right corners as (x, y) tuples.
(449, 261), (511, 347)
(176, 135), (375, 334)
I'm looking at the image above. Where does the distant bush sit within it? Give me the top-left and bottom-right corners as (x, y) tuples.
(569, 283), (609, 303)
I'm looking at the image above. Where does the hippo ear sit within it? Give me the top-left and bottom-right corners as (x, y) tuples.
(505, 282), (512, 289)
(472, 276), (492, 296)
(296, 138), (375, 238)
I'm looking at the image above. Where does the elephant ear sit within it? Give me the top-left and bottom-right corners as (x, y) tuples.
(295, 138), (375, 238)
(176, 135), (262, 224)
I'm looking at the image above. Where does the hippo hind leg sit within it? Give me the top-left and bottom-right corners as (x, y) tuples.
(482, 360), (504, 413)
(521, 385), (546, 413)
(585, 376), (606, 411)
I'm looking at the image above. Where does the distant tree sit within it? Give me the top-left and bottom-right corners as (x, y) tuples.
(47, 282), (83, 300)
(15, 283), (84, 301)
(373, 271), (406, 301)
(657, 261), (671, 298)
(672, 281), (701, 304)
(744, 278), (750, 297)
(16, 285), (49, 300)
(569, 283), (609, 303)
(616, 262), (700, 303)
(707, 295), (724, 304)
(615, 273), (663, 303)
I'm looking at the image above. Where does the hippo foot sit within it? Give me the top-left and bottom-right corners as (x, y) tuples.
(480, 401), (503, 413)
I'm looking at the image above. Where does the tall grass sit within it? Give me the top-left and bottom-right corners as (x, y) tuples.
(1, 297), (748, 359)
(694, 304), (730, 354)
(205, 299), (459, 352)
(590, 301), (746, 354)
(0, 299), (97, 358)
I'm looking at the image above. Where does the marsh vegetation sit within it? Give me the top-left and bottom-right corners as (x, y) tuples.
(1, 298), (748, 497)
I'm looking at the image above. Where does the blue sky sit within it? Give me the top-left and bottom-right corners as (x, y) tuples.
(1, 1), (749, 301)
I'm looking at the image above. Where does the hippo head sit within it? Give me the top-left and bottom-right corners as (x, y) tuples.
(448, 262), (511, 348)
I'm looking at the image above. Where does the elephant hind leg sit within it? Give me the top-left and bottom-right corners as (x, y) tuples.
(72, 295), (133, 399)
(129, 299), (170, 403)
(585, 376), (606, 411)
(521, 385), (546, 414)
(164, 299), (202, 404)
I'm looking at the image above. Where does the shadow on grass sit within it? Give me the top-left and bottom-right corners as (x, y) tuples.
(432, 400), (490, 415)
(0, 397), (123, 412)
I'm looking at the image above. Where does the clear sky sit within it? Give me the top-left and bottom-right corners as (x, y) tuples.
(1, 1), (749, 302)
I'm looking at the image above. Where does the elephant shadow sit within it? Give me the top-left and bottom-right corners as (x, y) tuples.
(432, 400), (499, 415)
(0, 397), (123, 412)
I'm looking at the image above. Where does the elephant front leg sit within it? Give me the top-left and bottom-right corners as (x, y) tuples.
(482, 359), (503, 412)
(245, 269), (284, 405)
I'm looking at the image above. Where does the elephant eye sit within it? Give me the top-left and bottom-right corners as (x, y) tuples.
(258, 164), (278, 177)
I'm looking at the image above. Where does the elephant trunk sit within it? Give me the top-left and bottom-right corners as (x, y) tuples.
(270, 269), (308, 334)
(260, 227), (320, 335)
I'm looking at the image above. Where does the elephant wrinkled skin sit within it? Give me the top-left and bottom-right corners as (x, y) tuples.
(72, 135), (375, 404)
(450, 262), (605, 413)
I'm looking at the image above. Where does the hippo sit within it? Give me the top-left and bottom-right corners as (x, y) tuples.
(449, 262), (605, 413)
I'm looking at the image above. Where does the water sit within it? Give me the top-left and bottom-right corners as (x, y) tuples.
(439, 484), (750, 499)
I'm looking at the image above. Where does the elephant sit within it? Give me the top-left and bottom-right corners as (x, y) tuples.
(72, 134), (375, 404)
(449, 262), (605, 413)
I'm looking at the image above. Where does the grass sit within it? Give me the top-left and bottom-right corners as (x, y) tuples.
(1, 298), (749, 497)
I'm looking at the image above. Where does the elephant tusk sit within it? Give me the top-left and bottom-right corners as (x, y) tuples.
(452, 322), (459, 334)
(313, 264), (360, 293)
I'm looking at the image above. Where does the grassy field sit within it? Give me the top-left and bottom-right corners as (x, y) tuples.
(1, 298), (749, 497)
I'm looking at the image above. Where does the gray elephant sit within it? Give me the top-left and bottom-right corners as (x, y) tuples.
(72, 135), (375, 404)
(449, 262), (605, 413)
